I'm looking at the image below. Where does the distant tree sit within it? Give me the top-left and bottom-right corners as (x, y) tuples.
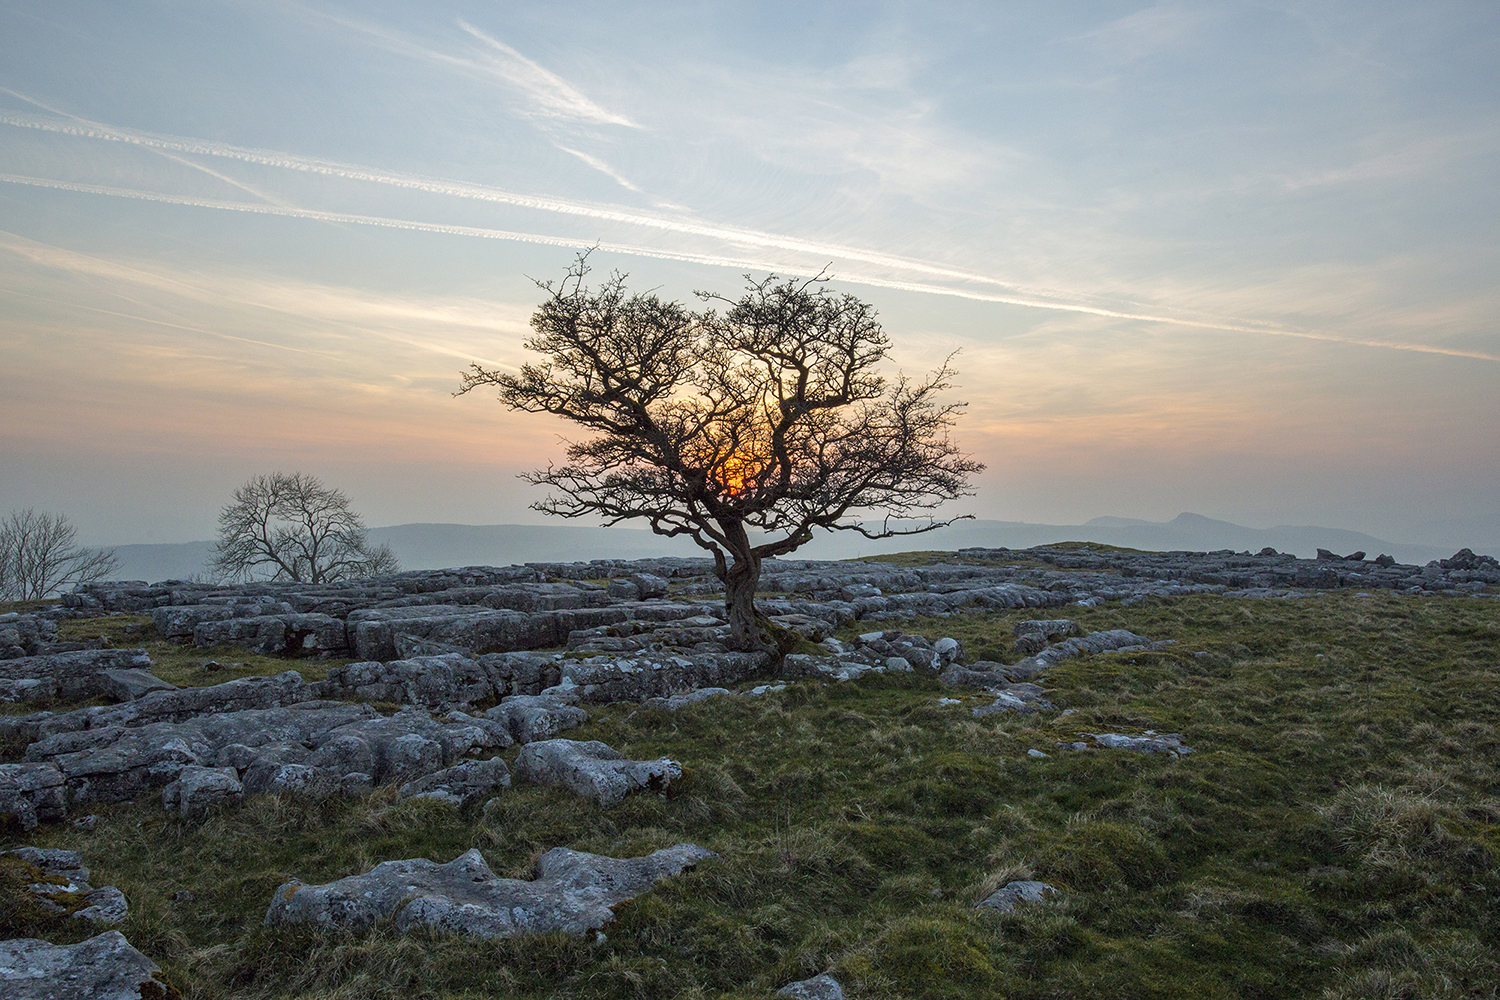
(212, 472), (399, 583)
(0, 509), (120, 601)
(458, 257), (982, 651)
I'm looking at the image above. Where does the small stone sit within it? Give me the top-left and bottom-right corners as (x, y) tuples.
(976, 880), (1059, 914)
(1027, 748), (1049, 758)
(173, 890), (194, 903)
(777, 972), (846, 999)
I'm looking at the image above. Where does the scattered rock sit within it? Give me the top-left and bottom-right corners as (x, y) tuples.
(97, 668), (178, 701)
(778, 972), (846, 999)
(0, 931), (174, 1000)
(514, 739), (681, 807)
(976, 879), (1060, 914)
(1087, 732), (1194, 755)
(1, 848), (128, 925)
(643, 687), (732, 710)
(265, 844), (714, 939)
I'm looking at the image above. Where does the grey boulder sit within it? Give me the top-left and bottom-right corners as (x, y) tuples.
(265, 844), (714, 939)
(514, 739), (681, 808)
(162, 765), (245, 816)
(486, 693), (588, 744)
(0, 762), (67, 830)
(0, 931), (169, 1000)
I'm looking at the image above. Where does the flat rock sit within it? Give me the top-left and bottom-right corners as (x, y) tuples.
(97, 668), (178, 701)
(514, 739), (681, 807)
(1087, 732), (1194, 755)
(265, 844), (714, 939)
(0, 649), (156, 702)
(321, 653), (502, 709)
(976, 879), (1060, 914)
(0, 931), (172, 1000)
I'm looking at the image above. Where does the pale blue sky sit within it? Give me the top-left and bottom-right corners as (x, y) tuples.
(2, 1), (1497, 548)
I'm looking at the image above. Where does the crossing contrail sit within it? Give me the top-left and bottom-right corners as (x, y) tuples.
(0, 103), (1172, 313)
(3, 170), (1495, 364)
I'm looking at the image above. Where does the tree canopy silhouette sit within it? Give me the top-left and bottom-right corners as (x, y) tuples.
(459, 258), (983, 650)
(213, 472), (399, 584)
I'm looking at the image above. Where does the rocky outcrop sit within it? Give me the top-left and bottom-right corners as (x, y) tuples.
(265, 844), (715, 939)
(0, 612), (60, 659)
(0, 932), (173, 1000)
(21, 699), (512, 812)
(1, 847), (128, 924)
(0, 649), (162, 703)
(514, 739), (681, 807)
(0, 671), (320, 744)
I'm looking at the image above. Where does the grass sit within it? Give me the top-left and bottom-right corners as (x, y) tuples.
(2, 590), (1498, 998)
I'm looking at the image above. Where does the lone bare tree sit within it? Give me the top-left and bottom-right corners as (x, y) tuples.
(458, 258), (983, 650)
(0, 509), (120, 601)
(212, 472), (399, 583)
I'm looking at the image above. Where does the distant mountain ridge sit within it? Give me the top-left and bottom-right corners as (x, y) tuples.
(102, 513), (1487, 585)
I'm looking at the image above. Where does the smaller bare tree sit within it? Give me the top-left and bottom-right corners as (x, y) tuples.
(0, 509), (120, 601)
(212, 472), (399, 583)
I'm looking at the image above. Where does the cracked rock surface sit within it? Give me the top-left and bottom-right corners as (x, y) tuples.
(21, 697), (512, 813)
(265, 844), (715, 939)
(0, 931), (172, 1000)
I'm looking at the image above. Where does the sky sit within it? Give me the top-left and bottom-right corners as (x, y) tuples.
(1, 1), (1497, 550)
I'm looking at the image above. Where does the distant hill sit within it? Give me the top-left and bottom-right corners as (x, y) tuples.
(102, 513), (1484, 585)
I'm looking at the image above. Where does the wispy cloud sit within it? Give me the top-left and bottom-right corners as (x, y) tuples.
(3, 172), (1494, 365)
(455, 19), (635, 127)
(0, 229), (529, 367)
(554, 144), (641, 191)
(293, 7), (635, 127)
(0, 109), (1163, 308)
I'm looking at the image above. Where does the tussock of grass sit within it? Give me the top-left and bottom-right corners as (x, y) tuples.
(1, 592), (1497, 998)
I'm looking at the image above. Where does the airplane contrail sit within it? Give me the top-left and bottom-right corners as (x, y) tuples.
(0, 104), (1199, 318)
(3, 170), (1495, 364)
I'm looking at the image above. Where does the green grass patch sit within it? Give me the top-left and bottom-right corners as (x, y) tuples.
(1, 592), (1497, 997)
